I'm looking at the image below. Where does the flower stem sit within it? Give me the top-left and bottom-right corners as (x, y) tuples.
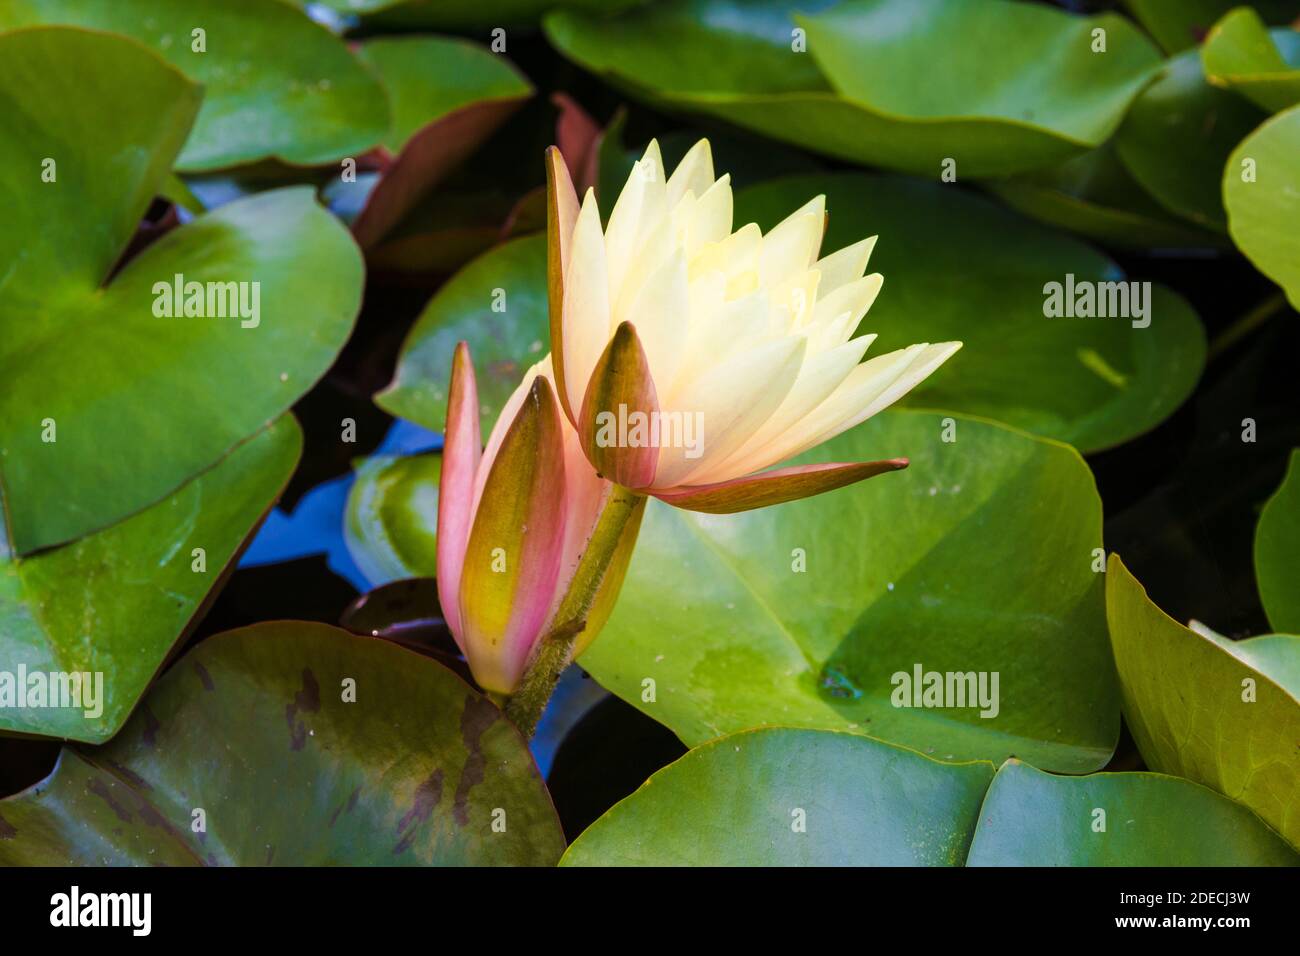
(504, 484), (643, 737)
(1208, 291), (1289, 359)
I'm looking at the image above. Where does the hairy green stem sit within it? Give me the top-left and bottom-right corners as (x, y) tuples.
(1208, 291), (1289, 359)
(504, 484), (642, 737)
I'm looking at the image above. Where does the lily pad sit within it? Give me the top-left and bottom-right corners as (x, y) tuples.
(345, 36), (533, 249)
(968, 759), (1298, 866)
(0, 417), (302, 743)
(1256, 449), (1300, 633)
(1123, 0), (1299, 54)
(0, 622), (564, 864)
(1224, 634), (1300, 698)
(1106, 554), (1300, 849)
(582, 410), (1119, 773)
(737, 175), (1206, 452)
(985, 146), (1228, 251)
(1114, 45), (1266, 229)
(344, 453), (441, 588)
(1202, 9), (1300, 114)
(0, 27), (364, 554)
(377, 235), (550, 433)
(0, 0), (390, 171)
(311, 0), (649, 29)
(545, 0), (1162, 177)
(1225, 105), (1300, 310)
(361, 37), (530, 154)
(561, 728), (995, 866)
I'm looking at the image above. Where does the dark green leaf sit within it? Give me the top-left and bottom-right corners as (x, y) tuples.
(344, 453), (441, 587)
(0, 622), (564, 865)
(562, 728), (994, 866)
(968, 759), (1299, 865)
(583, 411), (1119, 773)
(985, 146), (1227, 250)
(0, 0), (390, 171)
(311, 0), (649, 29)
(1114, 46), (1266, 229)
(0, 417), (302, 742)
(377, 235), (549, 433)
(356, 36), (531, 154)
(1202, 9), (1300, 113)
(0, 28), (363, 554)
(1123, 0), (1299, 54)
(343, 37), (533, 248)
(1225, 105), (1300, 309)
(1106, 554), (1300, 850)
(546, 0), (1161, 177)
(1255, 449), (1300, 633)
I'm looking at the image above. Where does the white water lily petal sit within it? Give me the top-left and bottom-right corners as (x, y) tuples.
(771, 269), (822, 332)
(704, 333), (879, 481)
(735, 344), (927, 473)
(666, 138), (715, 209)
(657, 335), (806, 488)
(605, 141), (667, 301)
(760, 200), (824, 286)
(673, 287), (774, 395)
(815, 235), (877, 293)
(561, 191), (613, 417)
(810, 273), (884, 345)
(758, 342), (962, 470)
(690, 221), (761, 287)
(617, 249), (689, 389)
(547, 137), (963, 498)
(844, 341), (963, 429)
(685, 174), (734, 258)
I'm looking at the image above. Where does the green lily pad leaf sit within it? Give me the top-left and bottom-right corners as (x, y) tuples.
(1123, 0), (1299, 54)
(801, 0), (1161, 170)
(0, 622), (564, 864)
(0, 0), (389, 171)
(985, 145), (1227, 250)
(1225, 105), (1300, 309)
(1114, 46), (1266, 229)
(1190, 625), (1300, 696)
(0, 29), (363, 555)
(968, 759), (1299, 866)
(1106, 554), (1300, 850)
(1203, 9), (1300, 114)
(1256, 449), (1300, 633)
(358, 37), (531, 155)
(345, 453), (441, 587)
(545, 0), (1161, 177)
(0, 416), (302, 743)
(311, 0), (648, 29)
(377, 235), (549, 433)
(344, 37), (532, 249)
(1224, 634), (1300, 699)
(562, 728), (994, 866)
(161, 173), (205, 215)
(583, 410), (1118, 773)
(737, 175), (1206, 452)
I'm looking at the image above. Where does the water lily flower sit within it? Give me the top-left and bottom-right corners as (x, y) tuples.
(437, 343), (644, 697)
(546, 138), (962, 511)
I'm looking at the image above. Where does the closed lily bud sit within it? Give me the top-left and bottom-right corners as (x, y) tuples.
(437, 343), (644, 695)
(546, 139), (963, 513)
